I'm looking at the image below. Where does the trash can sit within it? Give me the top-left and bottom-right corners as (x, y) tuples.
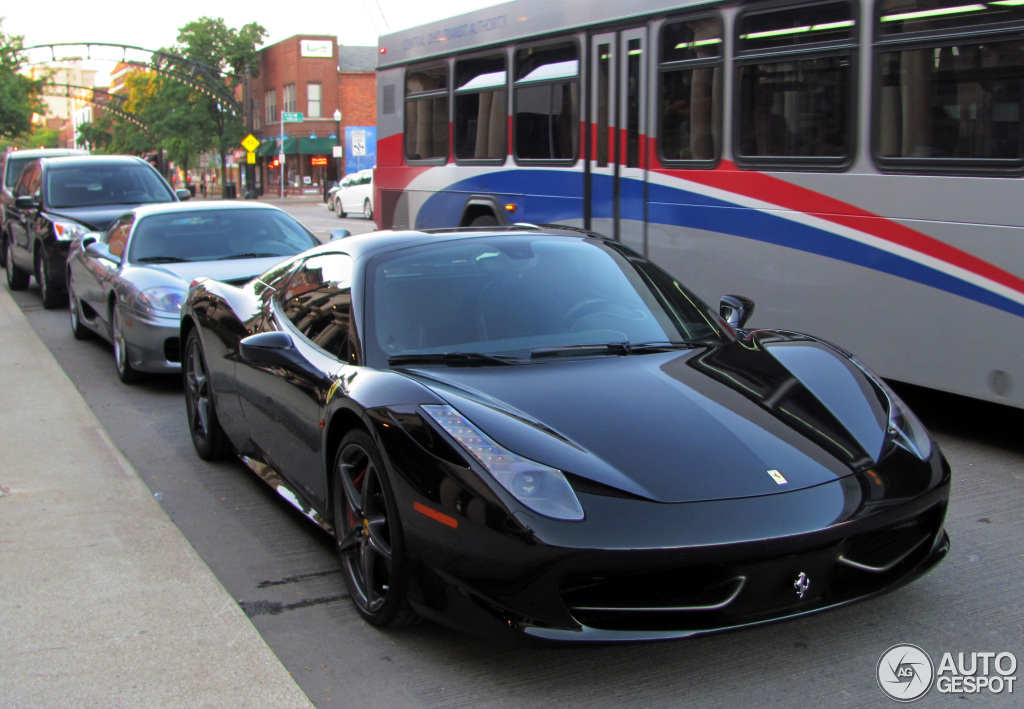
(224, 183), (237, 199)
(187, 184), (196, 198)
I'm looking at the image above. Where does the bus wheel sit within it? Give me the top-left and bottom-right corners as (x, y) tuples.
(469, 214), (498, 227)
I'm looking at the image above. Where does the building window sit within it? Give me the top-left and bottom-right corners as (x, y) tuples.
(265, 89), (276, 123)
(454, 55), (507, 161)
(404, 64), (449, 162)
(251, 98), (261, 131)
(514, 41), (580, 162)
(734, 1), (856, 167)
(283, 83), (296, 113)
(307, 83), (322, 118)
(659, 16), (723, 164)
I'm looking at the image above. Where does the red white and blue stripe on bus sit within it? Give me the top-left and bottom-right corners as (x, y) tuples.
(403, 163), (1024, 320)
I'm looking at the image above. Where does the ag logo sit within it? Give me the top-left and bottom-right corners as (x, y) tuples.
(877, 644), (935, 702)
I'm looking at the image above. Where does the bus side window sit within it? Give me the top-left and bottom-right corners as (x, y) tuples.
(514, 41), (580, 162)
(875, 0), (1024, 171)
(455, 55), (508, 162)
(659, 15), (723, 164)
(405, 65), (449, 162)
(733, 1), (855, 167)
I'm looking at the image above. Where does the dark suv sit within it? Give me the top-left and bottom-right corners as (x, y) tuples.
(0, 148), (87, 268)
(4, 155), (188, 308)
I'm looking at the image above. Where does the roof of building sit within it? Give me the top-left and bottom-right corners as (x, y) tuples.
(338, 46), (377, 73)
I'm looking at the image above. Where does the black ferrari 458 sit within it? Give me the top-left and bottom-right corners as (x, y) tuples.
(181, 225), (949, 642)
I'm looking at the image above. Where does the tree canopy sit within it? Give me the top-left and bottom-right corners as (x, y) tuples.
(0, 18), (44, 140)
(71, 16), (266, 189)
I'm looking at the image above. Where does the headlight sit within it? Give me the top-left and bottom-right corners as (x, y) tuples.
(885, 390), (932, 460)
(136, 286), (186, 315)
(52, 220), (89, 241)
(422, 404), (585, 521)
(847, 355), (933, 461)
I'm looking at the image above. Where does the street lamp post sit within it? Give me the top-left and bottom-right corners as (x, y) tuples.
(333, 108), (343, 190)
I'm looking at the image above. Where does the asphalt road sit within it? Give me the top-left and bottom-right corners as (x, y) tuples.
(11, 200), (1024, 708)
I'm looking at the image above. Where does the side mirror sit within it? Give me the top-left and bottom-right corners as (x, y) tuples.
(80, 232), (101, 248)
(85, 241), (120, 265)
(329, 228), (352, 241)
(720, 294), (755, 330)
(176, 188), (192, 201)
(240, 330), (296, 368)
(14, 195), (38, 210)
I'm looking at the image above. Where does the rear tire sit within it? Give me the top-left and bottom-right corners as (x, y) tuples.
(336, 197), (346, 218)
(363, 200), (373, 221)
(469, 214), (499, 227)
(5, 240), (29, 291)
(68, 272), (91, 340)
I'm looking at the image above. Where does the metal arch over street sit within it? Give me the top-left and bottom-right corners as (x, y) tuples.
(23, 42), (243, 113)
(40, 84), (152, 134)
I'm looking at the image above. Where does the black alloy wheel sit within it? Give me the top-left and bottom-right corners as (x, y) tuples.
(333, 430), (416, 627)
(111, 303), (141, 384)
(5, 240), (29, 290)
(68, 272), (90, 340)
(37, 252), (64, 310)
(183, 329), (230, 460)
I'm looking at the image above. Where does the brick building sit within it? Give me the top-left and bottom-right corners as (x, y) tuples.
(246, 36), (376, 196)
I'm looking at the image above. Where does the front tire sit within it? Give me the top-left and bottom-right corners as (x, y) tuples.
(183, 329), (230, 460)
(5, 240), (29, 291)
(111, 303), (142, 384)
(38, 251), (64, 310)
(333, 430), (416, 627)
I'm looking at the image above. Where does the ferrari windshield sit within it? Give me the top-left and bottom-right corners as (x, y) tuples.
(367, 234), (731, 366)
(128, 209), (320, 263)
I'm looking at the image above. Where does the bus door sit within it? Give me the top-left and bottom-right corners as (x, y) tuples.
(588, 27), (648, 253)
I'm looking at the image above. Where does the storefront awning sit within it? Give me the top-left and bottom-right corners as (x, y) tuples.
(254, 139), (277, 157)
(254, 137), (340, 156)
(298, 137), (340, 155)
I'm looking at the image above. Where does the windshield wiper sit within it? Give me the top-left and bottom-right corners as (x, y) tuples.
(388, 352), (521, 367)
(136, 256), (189, 263)
(218, 252), (280, 260)
(530, 341), (696, 359)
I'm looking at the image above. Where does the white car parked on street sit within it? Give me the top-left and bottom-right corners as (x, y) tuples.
(333, 168), (374, 220)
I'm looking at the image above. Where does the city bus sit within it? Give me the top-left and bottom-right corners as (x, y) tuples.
(375, 0), (1024, 408)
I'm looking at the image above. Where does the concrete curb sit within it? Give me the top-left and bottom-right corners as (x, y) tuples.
(0, 286), (314, 708)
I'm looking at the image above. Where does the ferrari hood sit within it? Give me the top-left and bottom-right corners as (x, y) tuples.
(404, 333), (892, 503)
(141, 256), (288, 286)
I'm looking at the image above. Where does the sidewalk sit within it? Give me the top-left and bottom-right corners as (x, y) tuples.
(0, 287), (314, 708)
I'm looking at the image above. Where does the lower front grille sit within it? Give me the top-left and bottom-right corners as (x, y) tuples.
(559, 505), (946, 633)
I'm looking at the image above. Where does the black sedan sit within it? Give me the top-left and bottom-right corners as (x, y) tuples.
(180, 226), (950, 642)
(4, 154), (187, 308)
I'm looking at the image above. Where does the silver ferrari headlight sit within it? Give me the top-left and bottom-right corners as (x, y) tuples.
(136, 286), (186, 315)
(422, 404), (585, 521)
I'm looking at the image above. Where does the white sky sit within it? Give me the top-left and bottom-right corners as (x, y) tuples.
(4, 0), (503, 82)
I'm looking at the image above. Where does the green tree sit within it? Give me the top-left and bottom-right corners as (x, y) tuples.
(0, 18), (44, 139)
(172, 17), (266, 194)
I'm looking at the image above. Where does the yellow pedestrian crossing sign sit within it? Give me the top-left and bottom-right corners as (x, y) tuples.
(241, 134), (260, 153)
